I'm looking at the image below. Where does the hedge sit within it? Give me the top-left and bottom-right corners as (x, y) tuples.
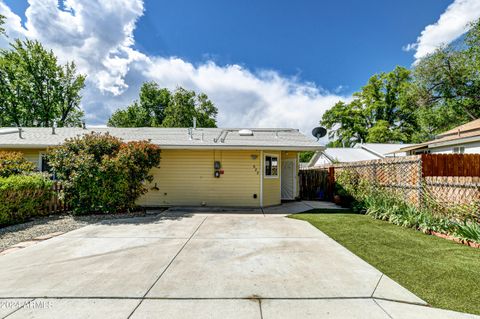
(0, 174), (54, 226)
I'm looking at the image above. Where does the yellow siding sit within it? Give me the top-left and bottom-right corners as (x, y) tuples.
(262, 151), (281, 206)
(282, 151), (300, 198)
(139, 149), (262, 207)
(3, 147), (296, 207)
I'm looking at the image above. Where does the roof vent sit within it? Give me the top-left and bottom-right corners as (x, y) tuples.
(238, 129), (254, 136)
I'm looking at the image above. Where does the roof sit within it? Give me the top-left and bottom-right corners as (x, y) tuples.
(388, 143), (429, 154)
(0, 127), (323, 151)
(437, 118), (480, 138)
(390, 119), (480, 154)
(355, 143), (416, 157)
(309, 148), (379, 167)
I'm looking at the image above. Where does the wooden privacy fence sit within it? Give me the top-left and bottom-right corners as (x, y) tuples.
(422, 154), (480, 177)
(325, 154), (480, 220)
(298, 167), (335, 200)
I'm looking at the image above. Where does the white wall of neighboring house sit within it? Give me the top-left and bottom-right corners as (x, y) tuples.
(313, 153), (334, 166)
(430, 141), (480, 154)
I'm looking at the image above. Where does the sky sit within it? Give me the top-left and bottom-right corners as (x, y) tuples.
(0, 0), (479, 138)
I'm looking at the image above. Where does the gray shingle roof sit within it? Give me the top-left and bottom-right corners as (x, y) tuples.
(0, 127), (323, 151)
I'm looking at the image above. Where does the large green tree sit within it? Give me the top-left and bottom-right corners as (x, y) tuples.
(0, 39), (86, 127)
(108, 83), (218, 128)
(413, 19), (480, 132)
(322, 19), (480, 146)
(321, 66), (419, 146)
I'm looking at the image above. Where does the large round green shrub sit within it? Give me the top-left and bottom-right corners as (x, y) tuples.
(46, 132), (161, 214)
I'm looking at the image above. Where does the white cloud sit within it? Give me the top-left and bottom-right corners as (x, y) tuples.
(0, 0), (347, 136)
(405, 0), (480, 62)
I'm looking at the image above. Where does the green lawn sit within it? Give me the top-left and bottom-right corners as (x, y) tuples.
(291, 211), (480, 315)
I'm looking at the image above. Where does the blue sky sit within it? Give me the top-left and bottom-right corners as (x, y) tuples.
(133, 0), (450, 94)
(0, 0), (479, 134)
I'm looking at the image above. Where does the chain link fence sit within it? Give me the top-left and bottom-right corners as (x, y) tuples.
(332, 155), (480, 221)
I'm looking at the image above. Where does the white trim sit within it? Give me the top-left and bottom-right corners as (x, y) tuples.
(260, 150), (264, 208)
(429, 135), (480, 149)
(264, 153), (279, 179)
(281, 158), (296, 200)
(297, 153), (300, 197)
(279, 154), (283, 200)
(38, 152), (46, 171)
(293, 158), (297, 198)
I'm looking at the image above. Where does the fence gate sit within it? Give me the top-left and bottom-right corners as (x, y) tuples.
(299, 168), (334, 200)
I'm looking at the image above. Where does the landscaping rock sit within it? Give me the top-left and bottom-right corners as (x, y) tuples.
(0, 210), (165, 251)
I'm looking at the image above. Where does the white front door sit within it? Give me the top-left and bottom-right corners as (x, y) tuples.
(281, 159), (296, 200)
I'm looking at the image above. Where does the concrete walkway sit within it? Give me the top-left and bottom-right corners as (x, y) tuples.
(165, 200), (348, 215)
(0, 212), (477, 318)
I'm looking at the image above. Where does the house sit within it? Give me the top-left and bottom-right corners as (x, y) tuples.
(354, 143), (414, 157)
(306, 143), (414, 168)
(0, 127), (323, 207)
(391, 119), (480, 155)
(307, 148), (379, 167)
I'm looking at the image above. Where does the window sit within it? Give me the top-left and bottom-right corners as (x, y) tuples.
(39, 153), (51, 173)
(265, 155), (278, 177)
(453, 147), (465, 154)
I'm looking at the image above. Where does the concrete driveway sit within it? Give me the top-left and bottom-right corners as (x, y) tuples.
(0, 212), (477, 319)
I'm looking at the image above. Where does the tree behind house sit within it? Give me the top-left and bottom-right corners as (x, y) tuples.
(321, 66), (419, 147)
(321, 18), (480, 146)
(0, 39), (86, 127)
(108, 83), (218, 128)
(413, 19), (480, 132)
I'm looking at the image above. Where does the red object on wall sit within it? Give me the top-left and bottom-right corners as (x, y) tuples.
(220, 169), (224, 174)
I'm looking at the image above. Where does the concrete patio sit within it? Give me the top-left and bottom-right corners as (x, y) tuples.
(0, 211), (477, 318)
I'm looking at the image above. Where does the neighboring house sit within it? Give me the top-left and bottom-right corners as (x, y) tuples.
(392, 119), (480, 155)
(354, 143), (414, 157)
(308, 148), (379, 167)
(307, 143), (414, 168)
(0, 127), (322, 207)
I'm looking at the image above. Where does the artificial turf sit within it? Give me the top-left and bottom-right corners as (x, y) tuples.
(291, 211), (480, 315)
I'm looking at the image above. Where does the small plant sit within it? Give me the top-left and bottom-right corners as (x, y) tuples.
(335, 167), (478, 246)
(453, 221), (480, 243)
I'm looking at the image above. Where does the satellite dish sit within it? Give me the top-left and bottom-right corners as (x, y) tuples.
(312, 127), (327, 141)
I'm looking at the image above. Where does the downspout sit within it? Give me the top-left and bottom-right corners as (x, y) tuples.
(260, 150), (264, 208)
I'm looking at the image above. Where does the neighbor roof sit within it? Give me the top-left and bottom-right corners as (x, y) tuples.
(0, 127), (323, 151)
(309, 148), (379, 167)
(355, 143), (416, 157)
(389, 119), (480, 154)
(437, 118), (480, 138)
